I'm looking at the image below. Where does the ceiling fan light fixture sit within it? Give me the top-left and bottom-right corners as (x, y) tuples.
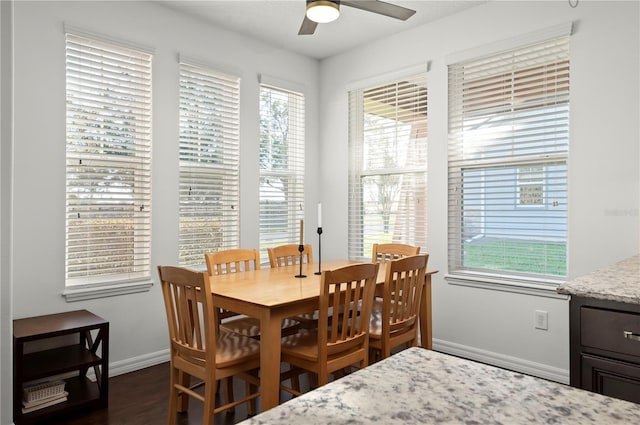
(306, 0), (340, 24)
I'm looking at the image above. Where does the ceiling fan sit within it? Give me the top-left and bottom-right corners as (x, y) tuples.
(299, 0), (416, 35)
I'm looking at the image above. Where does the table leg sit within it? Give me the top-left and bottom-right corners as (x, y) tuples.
(419, 274), (433, 350)
(259, 309), (283, 411)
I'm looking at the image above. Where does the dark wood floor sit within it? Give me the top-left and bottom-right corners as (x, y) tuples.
(47, 362), (280, 425)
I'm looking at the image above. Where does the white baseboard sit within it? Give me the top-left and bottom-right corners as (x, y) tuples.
(88, 349), (170, 381)
(93, 342), (570, 385)
(433, 338), (570, 384)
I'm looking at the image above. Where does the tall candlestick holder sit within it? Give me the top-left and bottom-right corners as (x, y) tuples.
(295, 244), (307, 278)
(315, 227), (323, 275)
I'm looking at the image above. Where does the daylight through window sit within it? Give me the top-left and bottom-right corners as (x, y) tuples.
(259, 85), (305, 263)
(448, 35), (570, 280)
(348, 72), (428, 261)
(178, 63), (240, 266)
(65, 33), (152, 286)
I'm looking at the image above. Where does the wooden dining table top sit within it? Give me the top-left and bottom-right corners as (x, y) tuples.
(208, 258), (437, 306)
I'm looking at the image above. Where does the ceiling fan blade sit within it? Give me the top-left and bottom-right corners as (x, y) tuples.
(298, 15), (319, 35)
(341, 0), (416, 20)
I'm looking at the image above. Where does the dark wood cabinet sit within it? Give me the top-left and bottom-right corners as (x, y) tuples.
(570, 296), (640, 404)
(13, 310), (109, 424)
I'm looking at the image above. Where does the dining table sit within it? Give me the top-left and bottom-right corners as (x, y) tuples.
(209, 259), (438, 412)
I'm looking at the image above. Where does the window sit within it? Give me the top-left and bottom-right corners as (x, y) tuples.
(517, 165), (545, 207)
(448, 34), (569, 281)
(179, 63), (240, 266)
(65, 33), (152, 289)
(348, 73), (428, 261)
(259, 85), (305, 263)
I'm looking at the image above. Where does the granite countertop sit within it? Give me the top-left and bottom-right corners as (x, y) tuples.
(557, 254), (640, 305)
(239, 347), (640, 424)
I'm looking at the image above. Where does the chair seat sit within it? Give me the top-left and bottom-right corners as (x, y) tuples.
(221, 316), (301, 338)
(281, 328), (366, 363)
(280, 328), (320, 361)
(215, 330), (261, 368)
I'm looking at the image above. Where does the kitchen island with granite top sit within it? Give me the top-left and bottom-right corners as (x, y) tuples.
(239, 347), (640, 424)
(557, 254), (640, 403)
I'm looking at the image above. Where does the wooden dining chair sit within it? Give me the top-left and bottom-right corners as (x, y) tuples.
(157, 265), (260, 425)
(280, 262), (379, 395)
(368, 254), (429, 361)
(267, 243), (313, 267)
(205, 249), (262, 336)
(371, 243), (420, 263)
(267, 243), (317, 327)
(205, 248), (300, 338)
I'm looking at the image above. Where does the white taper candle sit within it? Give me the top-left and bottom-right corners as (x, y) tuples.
(299, 219), (304, 245)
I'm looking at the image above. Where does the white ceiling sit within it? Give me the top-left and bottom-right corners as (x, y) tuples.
(158, 0), (486, 60)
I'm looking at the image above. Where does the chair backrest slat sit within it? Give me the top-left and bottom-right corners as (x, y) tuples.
(205, 249), (260, 275)
(268, 244), (313, 268)
(372, 243), (420, 263)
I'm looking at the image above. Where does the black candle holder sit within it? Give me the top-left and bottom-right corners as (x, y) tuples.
(295, 244), (307, 278)
(315, 227), (323, 275)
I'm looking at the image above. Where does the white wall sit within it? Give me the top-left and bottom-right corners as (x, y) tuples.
(1, 1), (14, 423)
(319, 0), (639, 381)
(4, 0), (319, 413)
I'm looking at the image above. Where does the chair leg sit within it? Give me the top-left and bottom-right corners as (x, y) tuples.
(370, 346), (382, 363)
(223, 377), (235, 413)
(308, 372), (318, 390)
(168, 367), (180, 425)
(203, 380), (215, 425)
(291, 372), (301, 394)
(246, 381), (257, 415)
(285, 364), (302, 393)
(317, 373), (328, 387)
(177, 371), (190, 412)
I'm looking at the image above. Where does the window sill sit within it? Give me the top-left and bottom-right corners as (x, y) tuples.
(445, 273), (569, 299)
(62, 280), (154, 302)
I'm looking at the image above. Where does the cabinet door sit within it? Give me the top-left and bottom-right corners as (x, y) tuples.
(582, 354), (640, 404)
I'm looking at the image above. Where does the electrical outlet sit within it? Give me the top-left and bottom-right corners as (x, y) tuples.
(535, 310), (548, 330)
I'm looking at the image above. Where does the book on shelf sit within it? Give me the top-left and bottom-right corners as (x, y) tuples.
(22, 391), (68, 413)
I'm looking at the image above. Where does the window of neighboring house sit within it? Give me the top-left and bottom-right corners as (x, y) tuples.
(259, 84), (305, 264)
(178, 63), (240, 266)
(348, 72), (428, 261)
(517, 165), (545, 207)
(448, 32), (570, 283)
(65, 32), (152, 295)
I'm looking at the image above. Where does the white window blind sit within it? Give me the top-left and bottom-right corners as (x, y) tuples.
(448, 35), (569, 281)
(178, 63), (240, 266)
(259, 85), (305, 263)
(348, 73), (428, 261)
(65, 33), (152, 286)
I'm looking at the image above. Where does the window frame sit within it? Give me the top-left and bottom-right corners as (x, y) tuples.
(178, 62), (241, 267)
(347, 70), (428, 261)
(63, 30), (154, 301)
(446, 27), (571, 290)
(258, 83), (306, 264)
